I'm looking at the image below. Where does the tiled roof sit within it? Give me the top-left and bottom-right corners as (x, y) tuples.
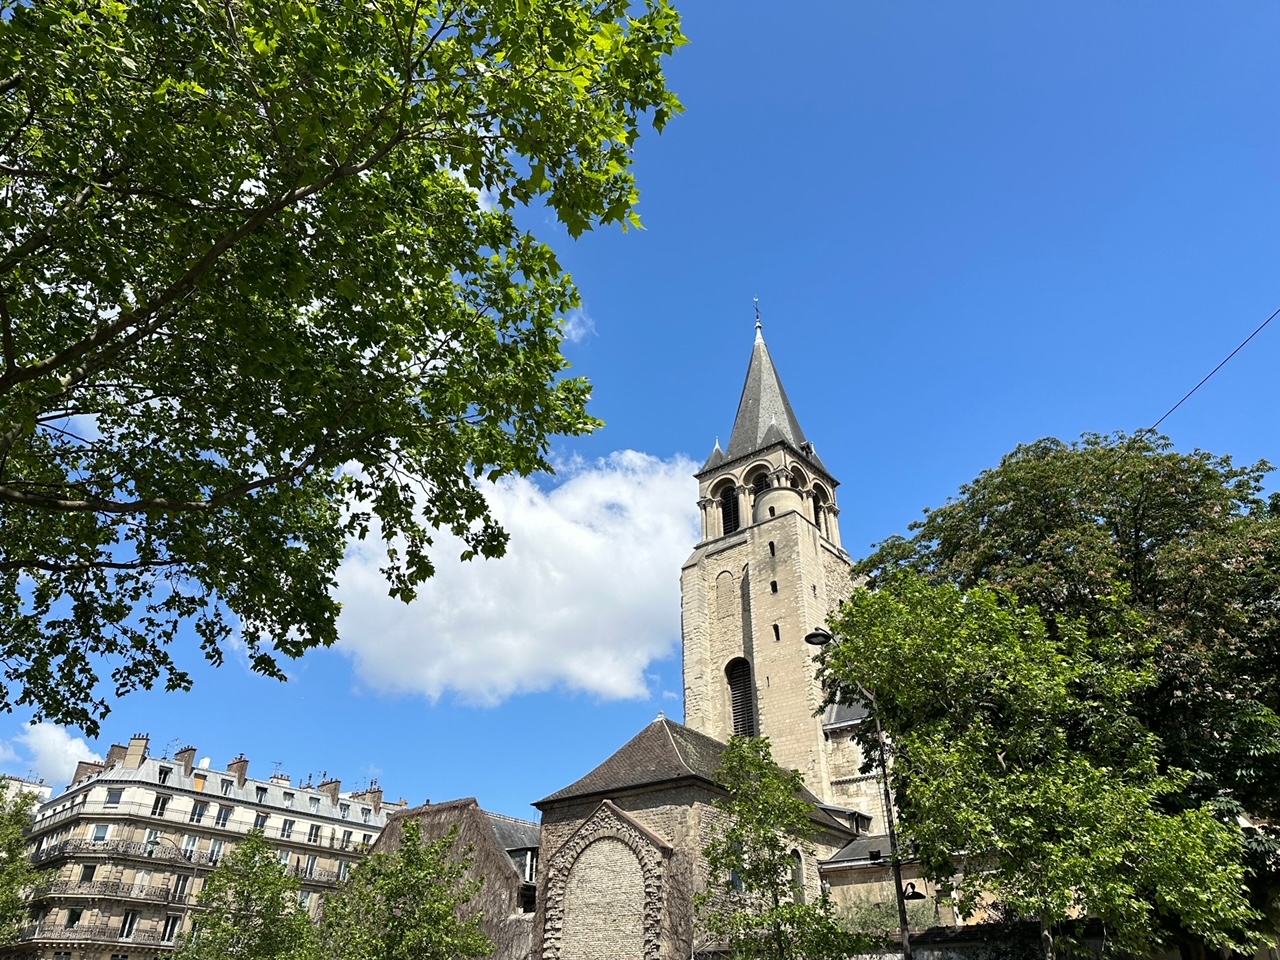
(536, 718), (849, 837)
(485, 811), (540, 851)
(535, 717), (726, 806)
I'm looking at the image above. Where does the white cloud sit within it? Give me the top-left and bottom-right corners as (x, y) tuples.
(562, 309), (596, 343)
(336, 450), (699, 704)
(0, 724), (101, 790)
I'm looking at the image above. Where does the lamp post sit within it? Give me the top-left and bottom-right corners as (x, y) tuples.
(806, 627), (915, 960)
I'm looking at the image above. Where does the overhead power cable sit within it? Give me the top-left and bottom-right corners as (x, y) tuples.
(1136, 303), (1280, 442)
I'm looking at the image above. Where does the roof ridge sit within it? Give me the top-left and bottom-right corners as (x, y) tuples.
(659, 717), (694, 778)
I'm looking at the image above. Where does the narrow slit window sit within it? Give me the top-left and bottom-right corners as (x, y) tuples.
(725, 659), (758, 737)
(772, 624), (781, 643)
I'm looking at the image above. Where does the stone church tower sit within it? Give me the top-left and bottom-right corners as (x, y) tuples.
(681, 321), (878, 816)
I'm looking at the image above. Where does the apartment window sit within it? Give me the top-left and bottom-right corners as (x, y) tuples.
(193, 773), (207, 792)
(277, 849), (290, 866)
(215, 805), (232, 828)
(64, 908), (82, 928)
(299, 890), (311, 911)
(255, 786), (268, 803)
(309, 797), (321, 814)
(338, 860), (350, 881)
(182, 834), (197, 855)
(80, 864), (96, 883)
(210, 838), (225, 862)
(361, 833), (372, 847)
(150, 794), (170, 817)
(119, 909), (139, 939)
(340, 829), (352, 850)
(361, 808), (371, 823)
(283, 792), (295, 809)
(281, 819), (298, 840)
(339, 803), (350, 820)
(105, 788), (123, 806)
(162, 915), (181, 943)
(220, 779), (232, 796)
(306, 824), (321, 844)
(91, 823), (109, 842)
(189, 801), (208, 824)
(304, 854), (317, 878)
(54, 953), (71, 960)
(157, 766), (172, 785)
(136, 869), (151, 889)
(172, 874), (189, 899)
(253, 812), (268, 830)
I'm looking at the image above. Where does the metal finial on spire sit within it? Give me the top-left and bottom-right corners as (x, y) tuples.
(754, 297), (763, 342)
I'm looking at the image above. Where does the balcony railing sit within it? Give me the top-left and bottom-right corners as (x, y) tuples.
(32, 838), (220, 868)
(18, 921), (172, 946)
(31, 879), (193, 904)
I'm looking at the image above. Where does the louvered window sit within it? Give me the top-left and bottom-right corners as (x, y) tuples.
(719, 486), (740, 535)
(726, 658), (757, 737)
(751, 471), (770, 494)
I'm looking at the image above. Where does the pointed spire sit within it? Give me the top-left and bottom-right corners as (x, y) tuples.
(723, 325), (811, 464)
(754, 297), (763, 343)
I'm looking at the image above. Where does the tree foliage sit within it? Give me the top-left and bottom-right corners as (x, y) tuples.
(828, 433), (1280, 954)
(822, 573), (1261, 957)
(174, 830), (316, 960)
(317, 816), (490, 960)
(0, 780), (39, 947)
(0, 0), (685, 732)
(697, 736), (876, 960)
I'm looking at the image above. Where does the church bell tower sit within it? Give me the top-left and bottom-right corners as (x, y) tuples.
(681, 319), (871, 810)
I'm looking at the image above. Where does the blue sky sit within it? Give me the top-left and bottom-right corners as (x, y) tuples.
(3, 2), (1280, 820)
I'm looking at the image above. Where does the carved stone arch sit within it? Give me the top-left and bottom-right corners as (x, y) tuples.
(543, 800), (671, 960)
(715, 570), (736, 620)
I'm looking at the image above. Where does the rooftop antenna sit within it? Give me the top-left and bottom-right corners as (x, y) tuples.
(162, 737), (180, 760)
(272, 761), (283, 776)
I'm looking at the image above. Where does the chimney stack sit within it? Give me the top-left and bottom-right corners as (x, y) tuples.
(228, 754), (249, 788)
(123, 734), (149, 771)
(317, 778), (341, 805)
(175, 746), (197, 778)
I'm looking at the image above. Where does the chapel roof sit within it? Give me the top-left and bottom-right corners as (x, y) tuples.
(535, 717), (846, 836)
(699, 321), (830, 477)
(535, 716), (725, 806)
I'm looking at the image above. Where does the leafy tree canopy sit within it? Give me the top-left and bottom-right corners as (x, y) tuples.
(173, 829), (315, 960)
(317, 816), (490, 960)
(0, 0), (684, 733)
(697, 735), (877, 960)
(830, 433), (1280, 953)
(0, 780), (40, 947)
(822, 573), (1261, 958)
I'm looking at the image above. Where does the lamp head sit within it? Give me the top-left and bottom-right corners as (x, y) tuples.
(804, 628), (835, 646)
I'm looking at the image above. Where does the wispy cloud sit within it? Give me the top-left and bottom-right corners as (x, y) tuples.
(562, 308), (596, 344)
(0, 724), (101, 791)
(335, 451), (699, 705)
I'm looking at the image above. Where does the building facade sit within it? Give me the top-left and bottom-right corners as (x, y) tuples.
(6, 734), (404, 960)
(681, 320), (881, 819)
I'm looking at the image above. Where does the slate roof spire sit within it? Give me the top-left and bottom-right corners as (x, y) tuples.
(723, 321), (813, 464)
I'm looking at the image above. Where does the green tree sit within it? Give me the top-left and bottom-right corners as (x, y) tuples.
(829, 432), (1280, 955)
(0, 0), (685, 733)
(697, 736), (876, 960)
(0, 780), (39, 946)
(174, 830), (315, 960)
(317, 817), (490, 960)
(821, 572), (1261, 958)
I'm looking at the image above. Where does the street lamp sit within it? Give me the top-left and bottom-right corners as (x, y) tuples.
(806, 626), (916, 960)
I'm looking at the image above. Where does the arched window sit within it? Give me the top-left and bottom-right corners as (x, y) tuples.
(718, 482), (740, 535)
(812, 484), (830, 536)
(750, 470), (770, 495)
(725, 658), (758, 737)
(791, 850), (805, 903)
